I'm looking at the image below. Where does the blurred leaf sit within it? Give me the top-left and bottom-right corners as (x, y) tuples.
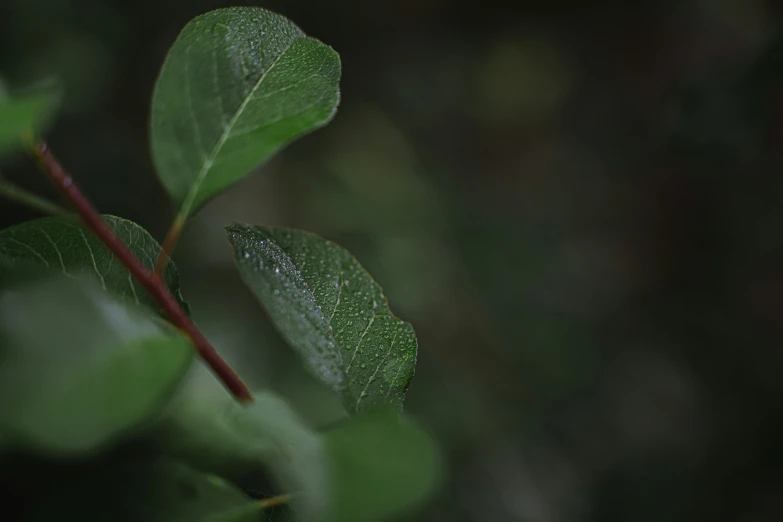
(296, 105), (453, 316)
(151, 6), (341, 217)
(0, 277), (192, 455)
(227, 224), (417, 416)
(323, 411), (441, 522)
(664, 70), (759, 161)
(318, 105), (442, 233)
(0, 215), (189, 315)
(30, 458), (259, 522)
(0, 177), (69, 216)
(155, 364), (439, 522)
(0, 87), (59, 156)
(154, 362), (328, 520)
(475, 35), (573, 126)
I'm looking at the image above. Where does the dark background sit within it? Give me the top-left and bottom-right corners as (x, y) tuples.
(2, 0), (783, 520)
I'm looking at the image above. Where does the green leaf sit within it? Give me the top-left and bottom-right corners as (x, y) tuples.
(0, 87), (59, 156)
(153, 366), (439, 522)
(324, 411), (441, 522)
(151, 7), (341, 217)
(30, 458), (259, 522)
(0, 277), (193, 455)
(0, 215), (189, 315)
(154, 362), (328, 520)
(226, 224), (417, 416)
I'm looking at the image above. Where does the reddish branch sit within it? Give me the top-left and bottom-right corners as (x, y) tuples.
(34, 142), (253, 403)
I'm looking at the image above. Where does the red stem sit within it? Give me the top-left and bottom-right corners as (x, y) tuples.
(34, 142), (253, 403)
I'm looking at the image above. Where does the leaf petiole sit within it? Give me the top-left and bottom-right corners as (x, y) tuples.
(258, 493), (294, 509)
(31, 141), (254, 403)
(154, 214), (186, 275)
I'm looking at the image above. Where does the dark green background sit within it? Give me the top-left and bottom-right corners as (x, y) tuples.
(2, 0), (783, 520)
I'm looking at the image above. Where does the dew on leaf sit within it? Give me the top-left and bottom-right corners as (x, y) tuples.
(211, 22), (229, 36)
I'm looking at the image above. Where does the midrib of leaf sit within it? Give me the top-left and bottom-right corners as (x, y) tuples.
(175, 39), (298, 221)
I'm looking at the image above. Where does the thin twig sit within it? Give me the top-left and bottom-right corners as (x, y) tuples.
(155, 215), (186, 275)
(258, 494), (293, 509)
(32, 141), (253, 403)
(0, 176), (69, 215)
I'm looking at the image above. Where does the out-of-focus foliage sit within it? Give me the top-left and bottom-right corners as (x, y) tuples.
(2, 0), (783, 521)
(0, 277), (192, 455)
(29, 458), (260, 522)
(153, 361), (330, 521)
(0, 86), (58, 156)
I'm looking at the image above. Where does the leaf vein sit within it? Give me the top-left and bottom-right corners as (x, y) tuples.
(79, 229), (106, 290)
(185, 44), (209, 163)
(227, 98), (323, 140)
(128, 272), (140, 305)
(177, 36), (302, 218)
(385, 345), (407, 399)
(327, 272), (343, 324)
(211, 46), (229, 127)
(35, 227), (68, 275)
(357, 328), (399, 411)
(2, 238), (50, 267)
(346, 313), (376, 374)
(250, 71), (321, 102)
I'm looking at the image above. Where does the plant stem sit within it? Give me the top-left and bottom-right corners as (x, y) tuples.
(155, 215), (186, 275)
(258, 494), (293, 509)
(32, 141), (253, 403)
(0, 176), (69, 215)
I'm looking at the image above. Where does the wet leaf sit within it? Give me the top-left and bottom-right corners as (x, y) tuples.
(227, 224), (417, 416)
(151, 7), (340, 217)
